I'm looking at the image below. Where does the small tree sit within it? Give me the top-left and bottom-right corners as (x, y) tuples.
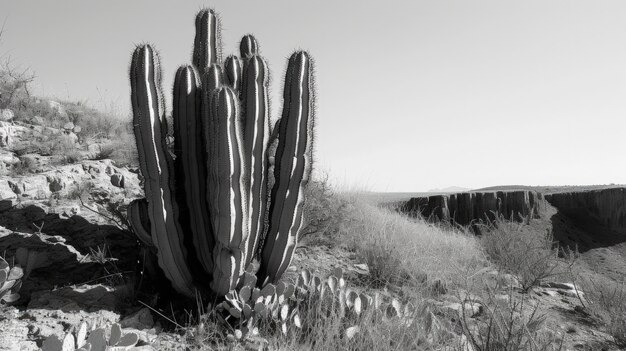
(0, 26), (35, 109)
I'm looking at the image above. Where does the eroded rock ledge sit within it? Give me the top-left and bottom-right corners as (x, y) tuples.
(400, 190), (546, 226)
(545, 188), (626, 232)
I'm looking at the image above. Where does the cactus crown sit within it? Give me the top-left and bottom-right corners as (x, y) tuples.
(129, 8), (315, 297)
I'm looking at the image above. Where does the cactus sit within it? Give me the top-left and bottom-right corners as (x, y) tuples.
(129, 8), (315, 297)
(218, 268), (422, 344)
(41, 321), (139, 351)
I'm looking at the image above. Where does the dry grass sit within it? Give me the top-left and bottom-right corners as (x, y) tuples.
(578, 274), (626, 347)
(339, 193), (487, 291)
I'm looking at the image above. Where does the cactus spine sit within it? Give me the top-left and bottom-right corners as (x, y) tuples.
(129, 9), (315, 297)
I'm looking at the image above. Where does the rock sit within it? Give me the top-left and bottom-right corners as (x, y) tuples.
(545, 188), (626, 230)
(73, 125), (82, 133)
(0, 151), (19, 170)
(88, 143), (102, 155)
(30, 115), (45, 125)
(401, 190), (546, 227)
(48, 100), (68, 118)
(28, 284), (122, 311)
(543, 282), (577, 291)
(0, 121), (12, 147)
(63, 121), (75, 131)
(0, 180), (17, 200)
(0, 108), (14, 121)
(6, 175), (51, 199)
(46, 175), (66, 192)
(120, 308), (155, 330)
(442, 301), (483, 318)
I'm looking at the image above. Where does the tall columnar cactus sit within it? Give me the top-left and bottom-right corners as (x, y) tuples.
(129, 8), (315, 297)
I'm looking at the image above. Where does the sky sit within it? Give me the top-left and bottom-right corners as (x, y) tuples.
(1, 1), (625, 192)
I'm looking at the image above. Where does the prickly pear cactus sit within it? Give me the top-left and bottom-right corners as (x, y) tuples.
(129, 8), (315, 297)
(41, 321), (139, 351)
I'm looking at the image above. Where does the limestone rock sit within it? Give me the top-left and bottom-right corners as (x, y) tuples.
(0, 108), (14, 121)
(63, 121), (75, 131)
(0, 121), (12, 147)
(30, 115), (45, 126)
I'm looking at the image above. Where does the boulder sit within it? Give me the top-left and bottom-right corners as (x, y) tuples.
(63, 121), (75, 131)
(0, 109), (14, 121)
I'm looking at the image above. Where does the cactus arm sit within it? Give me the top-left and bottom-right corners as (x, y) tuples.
(206, 87), (248, 295)
(240, 55), (271, 268)
(240, 34), (259, 60)
(172, 65), (215, 275)
(224, 55), (242, 92)
(193, 9), (221, 72)
(130, 45), (195, 296)
(259, 52), (314, 284)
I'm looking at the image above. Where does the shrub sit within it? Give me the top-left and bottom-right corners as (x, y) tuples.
(479, 215), (566, 292)
(340, 194), (486, 292)
(578, 275), (626, 347)
(301, 174), (350, 241)
(461, 285), (565, 351)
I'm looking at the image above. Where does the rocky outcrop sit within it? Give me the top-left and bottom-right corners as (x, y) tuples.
(401, 190), (546, 226)
(545, 188), (626, 232)
(0, 159), (141, 209)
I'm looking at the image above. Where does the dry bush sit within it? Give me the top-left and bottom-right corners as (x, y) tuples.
(578, 275), (626, 347)
(461, 286), (565, 351)
(339, 194), (486, 291)
(63, 100), (131, 140)
(301, 175), (350, 241)
(479, 216), (568, 292)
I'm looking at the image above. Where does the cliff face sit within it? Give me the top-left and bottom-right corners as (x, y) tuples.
(400, 187), (626, 236)
(401, 190), (545, 226)
(545, 188), (626, 231)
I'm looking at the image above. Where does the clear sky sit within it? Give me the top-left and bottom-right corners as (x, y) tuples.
(1, 1), (625, 192)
